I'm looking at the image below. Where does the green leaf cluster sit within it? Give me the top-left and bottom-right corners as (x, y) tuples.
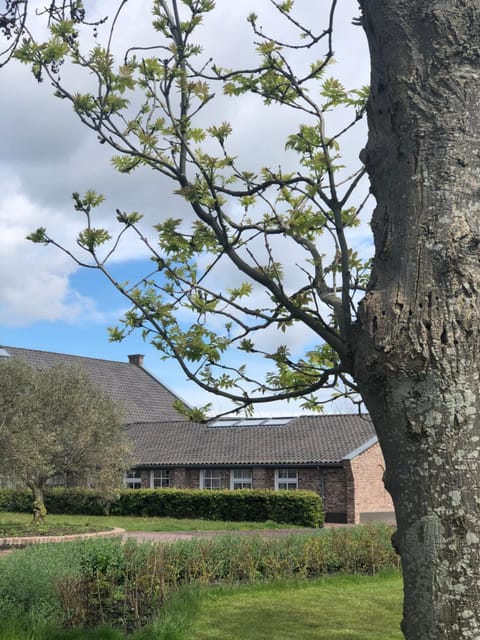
(20, 0), (370, 411)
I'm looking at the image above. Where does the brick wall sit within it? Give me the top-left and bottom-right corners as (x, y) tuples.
(346, 443), (395, 524)
(322, 468), (347, 522)
(297, 468), (320, 492)
(252, 467), (274, 489)
(172, 468), (188, 488)
(139, 470), (149, 488)
(134, 452), (394, 525)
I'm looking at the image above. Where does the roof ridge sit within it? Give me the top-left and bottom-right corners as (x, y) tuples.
(1, 345), (132, 367)
(297, 412), (370, 418)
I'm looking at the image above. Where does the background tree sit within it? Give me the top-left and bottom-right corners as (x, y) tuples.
(8, 0), (480, 637)
(0, 357), (132, 521)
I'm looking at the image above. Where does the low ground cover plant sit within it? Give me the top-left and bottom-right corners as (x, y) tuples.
(0, 520), (111, 538)
(0, 525), (398, 633)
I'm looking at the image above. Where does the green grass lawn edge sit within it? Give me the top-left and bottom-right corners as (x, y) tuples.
(0, 511), (308, 533)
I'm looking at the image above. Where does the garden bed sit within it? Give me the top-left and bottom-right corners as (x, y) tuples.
(0, 522), (123, 548)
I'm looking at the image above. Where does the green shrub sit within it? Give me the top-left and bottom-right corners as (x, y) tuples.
(56, 526), (397, 630)
(0, 487), (323, 527)
(0, 488), (33, 513)
(112, 488), (323, 527)
(0, 488), (109, 515)
(0, 525), (398, 633)
(45, 488), (112, 515)
(266, 491), (323, 527)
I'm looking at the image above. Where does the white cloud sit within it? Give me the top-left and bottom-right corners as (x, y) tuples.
(0, 174), (107, 325)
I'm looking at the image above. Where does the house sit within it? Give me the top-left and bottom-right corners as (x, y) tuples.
(0, 346), (184, 423)
(0, 346), (395, 524)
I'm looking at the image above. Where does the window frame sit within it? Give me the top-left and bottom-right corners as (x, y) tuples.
(274, 468), (298, 491)
(200, 468), (222, 490)
(230, 468), (253, 490)
(150, 468), (171, 488)
(124, 469), (143, 489)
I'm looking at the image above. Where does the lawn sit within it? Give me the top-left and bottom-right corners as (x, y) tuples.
(186, 572), (403, 640)
(0, 572), (403, 640)
(0, 511), (304, 533)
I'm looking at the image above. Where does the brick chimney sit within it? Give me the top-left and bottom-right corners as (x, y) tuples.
(128, 354), (144, 367)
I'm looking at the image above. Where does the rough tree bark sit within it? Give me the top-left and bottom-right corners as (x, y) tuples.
(30, 483), (47, 523)
(355, 1), (480, 638)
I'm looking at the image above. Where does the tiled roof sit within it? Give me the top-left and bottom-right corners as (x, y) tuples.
(0, 346), (184, 423)
(127, 414), (377, 466)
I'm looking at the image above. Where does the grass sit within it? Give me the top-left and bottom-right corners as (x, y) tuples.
(0, 572), (403, 640)
(185, 571), (404, 640)
(0, 512), (301, 533)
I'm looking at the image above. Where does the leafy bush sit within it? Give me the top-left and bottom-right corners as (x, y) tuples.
(0, 525), (398, 632)
(113, 489), (323, 527)
(0, 488), (33, 513)
(0, 488), (324, 527)
(45, 488), (115, 516)
(0, 488), (107, 515)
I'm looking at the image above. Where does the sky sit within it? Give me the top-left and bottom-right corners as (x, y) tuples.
(0, 0), (371, 415)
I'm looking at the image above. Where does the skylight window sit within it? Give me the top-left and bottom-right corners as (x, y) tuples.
(207, 416), (294, 428)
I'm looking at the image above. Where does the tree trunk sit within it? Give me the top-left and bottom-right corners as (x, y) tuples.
(31, 483), (47, 523)
(355, 1), (480, 638)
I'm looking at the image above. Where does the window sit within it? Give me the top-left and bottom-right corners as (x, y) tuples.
(230, 469), (253, 490)
(275, 469), (298, 490)
(124, 469), (142, 489)
(150, 469), (171, 488)
(200, 469), (221, 489)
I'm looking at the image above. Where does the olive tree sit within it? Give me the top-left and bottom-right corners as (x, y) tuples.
(8, 0), (480, 637)
(0, 358), (132, 520)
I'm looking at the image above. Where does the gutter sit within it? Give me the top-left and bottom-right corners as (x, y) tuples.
(342, 436), (378, 461)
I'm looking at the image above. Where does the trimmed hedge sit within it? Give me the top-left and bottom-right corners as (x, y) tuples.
(0, 488), (32, 513)
(0, 487), (324, 528)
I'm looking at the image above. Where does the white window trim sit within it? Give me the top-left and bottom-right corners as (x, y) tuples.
(274, 468), (298, 490)
(200, 468), (222, 490)
(230, 468), (253, 490)
(149, 469), (171, 488)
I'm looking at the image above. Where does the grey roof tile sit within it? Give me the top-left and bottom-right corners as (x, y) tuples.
(127, 414), (376, 466)
(0, 346), (185, 423)
(1, 346), (377, 467)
